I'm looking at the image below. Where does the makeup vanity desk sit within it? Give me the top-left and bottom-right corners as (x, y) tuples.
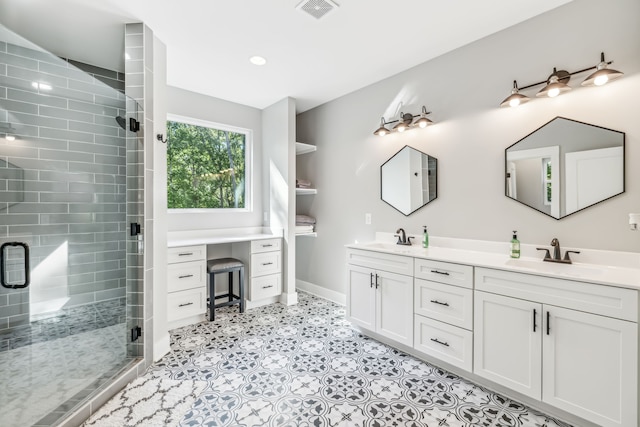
(167, 228), (283, 329)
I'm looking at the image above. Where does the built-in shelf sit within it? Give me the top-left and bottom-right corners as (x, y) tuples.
(296, 188), (317, 195)
(296, 142), (317, 155)
(296, 232), (317, 237)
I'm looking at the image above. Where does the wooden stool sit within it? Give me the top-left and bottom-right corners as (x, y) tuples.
(207, 257), (245, 321)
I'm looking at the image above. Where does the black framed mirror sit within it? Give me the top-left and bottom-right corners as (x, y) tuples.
(381, 145), (437, 216)
(505, 117), (624, 219)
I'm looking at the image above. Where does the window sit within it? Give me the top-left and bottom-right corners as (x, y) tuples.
(167, 116), (251, 210)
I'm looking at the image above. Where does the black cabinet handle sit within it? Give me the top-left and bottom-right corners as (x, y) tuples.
(178, 274), (194, 279)
(430, 270), (450, 276)
(533, 309), (537, 332)
(430, 338), (449, 347)
(179, 302), (194, 307)
(375, 273), (379, 289)
(370, 272), (374, 288)
(262, 244), (273, 248)
(178, 252), (193, 256)
(546, 311), (550, 335)
(430, 300), (450, 307)
(262, 262), (273, 266)
(262, 285), (274, 289)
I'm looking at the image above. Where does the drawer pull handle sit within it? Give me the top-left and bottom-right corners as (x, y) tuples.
(178, 252), (193, 256)
(262, 285), (274, 289)
(178, 274), (194, 279)
(179, 302), (194, 307)
(430, 300), (450, 307)
(533, 309), (537, 332)
(430, 270), (450, 276)
(430, 338), (449, 347)
(262, 262), (273, 266)
(262, 244), (273, 247)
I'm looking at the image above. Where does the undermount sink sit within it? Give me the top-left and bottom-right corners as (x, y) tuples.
(505, 258), (605, 278)
(359, 242), (415, 253)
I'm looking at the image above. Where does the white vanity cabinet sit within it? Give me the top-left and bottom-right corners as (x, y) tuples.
(413, 259), (474, 371)
(166, 245), (207, 326)
(474, 267), (638, 427)
(346, 249), (414, 346)
(248, 238), (282, 301)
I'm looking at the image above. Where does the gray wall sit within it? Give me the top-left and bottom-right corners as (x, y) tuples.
(295, 0), (640, 296)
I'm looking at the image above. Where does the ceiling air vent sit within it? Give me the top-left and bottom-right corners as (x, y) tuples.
(296, 0), (339, 20)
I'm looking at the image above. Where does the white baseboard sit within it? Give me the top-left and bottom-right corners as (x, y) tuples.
(279, 291), (298, 306)
(153, 334), (171, 362)
(296, 279), (346, 306)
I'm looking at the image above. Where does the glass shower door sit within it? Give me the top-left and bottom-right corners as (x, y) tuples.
(0, 24), (141, 426)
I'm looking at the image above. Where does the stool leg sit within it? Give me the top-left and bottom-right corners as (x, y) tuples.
(228, 271), (233, 302)
(239, 266), (245, 313)
(209, 272), (215, 321)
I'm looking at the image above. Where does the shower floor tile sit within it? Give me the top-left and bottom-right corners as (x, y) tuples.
(133, 292), (573, 427)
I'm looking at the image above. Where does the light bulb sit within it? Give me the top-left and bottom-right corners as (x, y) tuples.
(379, 129), (388, 136)
(418, 121), (428, 128)
(594, 75), (608, 86)
(397, 124), (406, 132)
(548, 88), (560, 98)
(509, 98), (521, 108)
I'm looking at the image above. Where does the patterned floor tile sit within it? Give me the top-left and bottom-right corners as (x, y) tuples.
(137, 292), (573, 427)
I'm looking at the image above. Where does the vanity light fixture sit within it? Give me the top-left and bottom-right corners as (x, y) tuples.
(582, 52), (624, 87)
(500, 52), (623, 108)
(373, 106), (433, 136)
(500, 81), (531, 108)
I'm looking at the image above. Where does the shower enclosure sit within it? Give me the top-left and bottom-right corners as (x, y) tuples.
(0, 24), (143, 426)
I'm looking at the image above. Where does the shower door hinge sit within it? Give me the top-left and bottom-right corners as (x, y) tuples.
(130, 223), (141, 236)
(129, 118), (140, 132)
(131, 326), (142, 342)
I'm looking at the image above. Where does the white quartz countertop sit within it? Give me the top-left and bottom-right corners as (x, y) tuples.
(346, 237), (640, 290)
(168, 227), (282, 248)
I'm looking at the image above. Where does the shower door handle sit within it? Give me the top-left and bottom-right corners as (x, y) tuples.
(1, 242), (30, 289)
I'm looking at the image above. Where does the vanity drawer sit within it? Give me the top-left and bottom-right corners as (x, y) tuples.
(250, 274), (282, 301)
(475, 267), (638, 321)
(168, 245), (206, 264)
(251, 252), (282, 277)
(414, 315), (473, 371)
(415, 278), (473, 330)
(167, 287), (206, 322)
(251, 238), (281, 254)
(346, 249), (413, 276)
(414, 258), (473, 288)
(167, 260), (206, 293)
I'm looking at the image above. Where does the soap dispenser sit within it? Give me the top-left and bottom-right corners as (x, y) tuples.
(510, 230), (520, 259)
(422, 226), (429, 248)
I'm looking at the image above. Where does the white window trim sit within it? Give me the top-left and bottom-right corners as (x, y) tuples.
(166, 114), (253, 214)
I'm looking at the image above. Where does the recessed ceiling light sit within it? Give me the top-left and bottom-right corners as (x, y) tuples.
(249, 56), (267, 66)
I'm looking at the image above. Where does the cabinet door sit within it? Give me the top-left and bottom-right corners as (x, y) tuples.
(376, 270), (414, 346)
(543, 306), (637, 427)
(346, 264), (376, 330)
(474, 291), (542, 399)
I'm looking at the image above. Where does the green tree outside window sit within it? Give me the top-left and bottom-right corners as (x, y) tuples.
(167, 120), (247, 209)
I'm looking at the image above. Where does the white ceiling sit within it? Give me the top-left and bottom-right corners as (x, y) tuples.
(0, 0), (571, 112)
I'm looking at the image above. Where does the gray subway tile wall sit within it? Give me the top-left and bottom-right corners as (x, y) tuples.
(0, 41), (133, 332)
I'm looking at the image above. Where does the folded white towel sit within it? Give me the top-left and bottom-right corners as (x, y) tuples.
(296, 225), (315, 233)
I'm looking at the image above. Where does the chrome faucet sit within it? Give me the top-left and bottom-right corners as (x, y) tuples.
(394, 228), (414, 246)
(536, 238), (580, 264)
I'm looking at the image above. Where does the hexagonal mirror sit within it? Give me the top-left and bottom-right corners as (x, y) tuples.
(506, 117), (624, 219)
(381, 145), (437, 216)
